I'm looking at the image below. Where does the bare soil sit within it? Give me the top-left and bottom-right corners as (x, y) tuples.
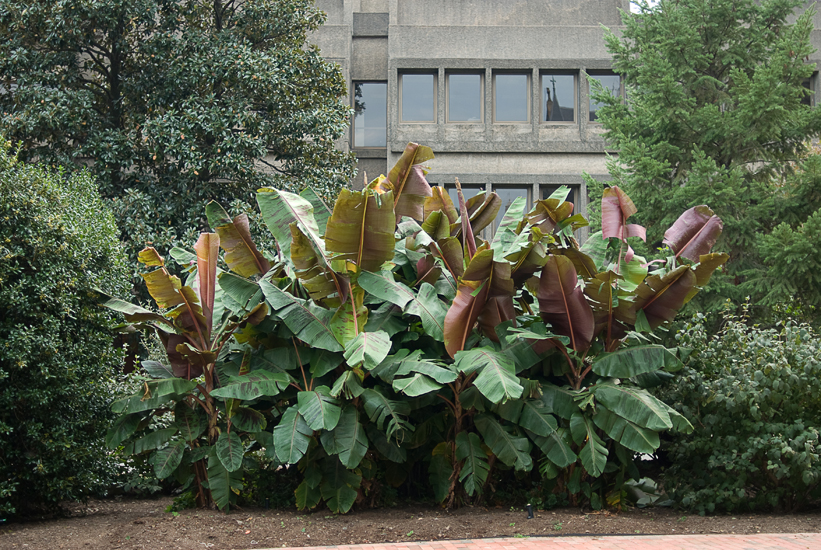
(2, 496), (821, 550)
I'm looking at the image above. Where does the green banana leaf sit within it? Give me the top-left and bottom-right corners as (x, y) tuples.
(592, 407), (659, 454)
(299, 187), (332, 235)
(474, 414), (532, 471)
(206, 452), (244, 511)
(455, 431), (490, 496)
(454, 348), (523, 404)
(569, 413), (608, 477)
(106, 413), (142, 449)
(361, 388), (412, 440)
(216, 431), (244, 472)
(319, 405), (368, 468)
(257, 188), (323, 261)
(297, 386), (342, 431)
(343, 330), (392, 370)
(320, 458), (362, 514)
(149, 440), (186, 479)
(591, 382), (673, 431)
(273, 405), (313, 464)
(209, 371), (290, 400)
(591, 345), (682, 378)
(132, 428), (177, 455)
(259, 279), (343, 352)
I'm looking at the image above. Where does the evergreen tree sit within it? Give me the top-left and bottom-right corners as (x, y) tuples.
(0, 0), (354, 273)
(593, 0), (821, 319)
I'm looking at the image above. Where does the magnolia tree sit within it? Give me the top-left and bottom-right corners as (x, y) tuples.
(103, 143), (726, 511)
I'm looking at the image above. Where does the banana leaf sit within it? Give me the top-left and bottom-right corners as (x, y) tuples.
(455, 431), (490, 496)
(630, 265), (697, 330)
(216, 431), (244, 472)
(370, 142), (434, 221)
(569, 413), (608, 477)
(273, 405), (313, 464)
(591, 382), (673, 431)
(454, 347), (523, 404)
(297, 386), (342, 431)
(257, 188), (323, 261)
(592, 407), (659, 454)
(444, 249), (493, 358)
(320, 405), (368, 468)
(259, 279), (343, 352)
(194, 232), (219, 334)
(343, 330), (392, 370)
(537, 255), (595, 353)
(475, 414), (532, 471)
(325, 188), (396, 273)
(205, 202), (270, 278)
(663, 205), (723, 261)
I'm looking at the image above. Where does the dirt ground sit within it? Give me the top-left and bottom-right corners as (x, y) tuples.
(2, 496), (820, 550)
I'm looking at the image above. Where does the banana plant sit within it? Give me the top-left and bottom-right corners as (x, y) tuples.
(100, 205), (280, 510)
(100, 142), (728, 512)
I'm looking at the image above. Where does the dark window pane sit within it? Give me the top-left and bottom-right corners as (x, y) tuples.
(802, 77), (814, 107)
(353, 82), (387, 147)
(589, 74), (620, 122)
(493, 187), (529, 230)
(495, 74), (529, 122)
(542, 74), (575, 122)
(448, 74), (482, 122)
(402, 74), (435, 122)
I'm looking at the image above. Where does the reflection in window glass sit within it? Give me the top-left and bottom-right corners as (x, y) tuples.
(493, 187), (530, 230)
(495, 74), (529, 122)
(448, 74), (482, 122)
(402, 74), (435, 122)
(589, 74), (620, 121)
(542, 74), (575, 122)
(353, 82), (387, 147)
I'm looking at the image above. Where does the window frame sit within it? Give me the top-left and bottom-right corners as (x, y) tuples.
(445, 70), (484, 124)
(492, 71), (531, 124)
(351, 81), (388, 149)
(398, 71), (438, 124)
(539, 71), (578, 124)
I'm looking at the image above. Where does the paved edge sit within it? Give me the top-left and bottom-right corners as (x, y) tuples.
(259, 533), (821, 550)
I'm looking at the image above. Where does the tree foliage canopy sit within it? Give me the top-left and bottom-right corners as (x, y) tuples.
(594, 0), (821, 318)
(0, 0), (355, 266)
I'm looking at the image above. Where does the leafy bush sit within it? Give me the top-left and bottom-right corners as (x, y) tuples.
(658, 307), (821, 512)
(0, 141), (128, 516)
(106, 143), (725, 512)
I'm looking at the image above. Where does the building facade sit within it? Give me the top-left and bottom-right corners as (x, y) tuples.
(310, 0), (820, 234)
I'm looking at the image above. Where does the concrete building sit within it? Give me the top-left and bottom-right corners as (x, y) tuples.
(309, 0), (820, 234)
(310, 0), (632, 234)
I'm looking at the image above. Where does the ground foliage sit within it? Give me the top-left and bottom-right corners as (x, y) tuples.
(0, 141), (128, 516)
(591, 0), (821, 321)
(104, 144), (726, 512)
(0, 0), (355, 280)
(658, 305), (821, 513)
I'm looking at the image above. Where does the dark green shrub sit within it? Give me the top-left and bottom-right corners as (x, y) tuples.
(0, 141), (128, 516)
(658, 307), (821, 512)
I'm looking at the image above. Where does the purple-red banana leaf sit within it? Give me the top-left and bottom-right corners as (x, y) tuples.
(371, 142), (434, 221)
(631, 265), (697, 329)
(444, 249), (494, 358)
(477, 261), (516, 342)
(537, 255), (595, 353)
(663, 205), (724, 262)
(194, 233), (219, 335)
(290, 223), (346, 305)
(601, 186), (646, 262)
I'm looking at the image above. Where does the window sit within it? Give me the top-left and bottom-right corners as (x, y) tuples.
(445, 184), (484, 208)
(447, 72), (483, 123)
(494, 73), (530, 122)
(353, 82), (386, 148)
(400, 73), (436, 122)
(802, 75), (815, 107)
(541, 73), (576, 122)
(589, 73), (621, 122)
